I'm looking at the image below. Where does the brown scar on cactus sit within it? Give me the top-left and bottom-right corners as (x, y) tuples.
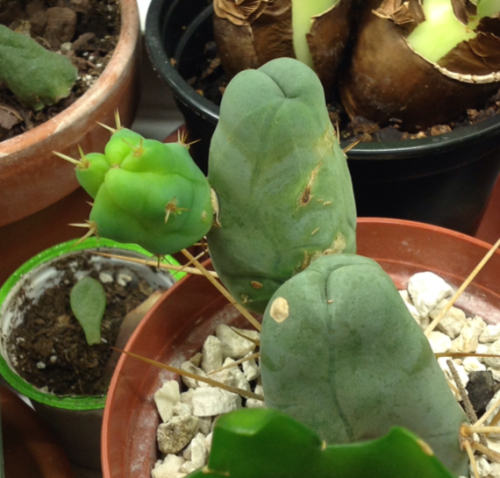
(298, 162), (322, 207)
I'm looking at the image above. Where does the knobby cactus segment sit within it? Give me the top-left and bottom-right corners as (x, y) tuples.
(76, 128), (213, 255)
(0, 24), (77, 111)
(260, 253), (468, 475)
(207, 58), (357, 313)
(186, 409), (457, 478)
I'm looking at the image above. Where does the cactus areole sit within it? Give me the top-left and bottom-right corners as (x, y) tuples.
(206, 58), (357, 313)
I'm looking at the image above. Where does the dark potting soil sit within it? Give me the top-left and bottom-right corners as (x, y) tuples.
(6, 251), (162, 396)
(187, 41), (500, 144)
(0, 0), (120, 141)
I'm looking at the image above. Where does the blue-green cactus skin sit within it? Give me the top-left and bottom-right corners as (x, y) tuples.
(185, 409), (458, 478)
(260, 254), (468, 475)
(207, 58), (357, 313)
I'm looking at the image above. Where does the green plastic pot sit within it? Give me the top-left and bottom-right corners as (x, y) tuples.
(0, 237), (182, 470)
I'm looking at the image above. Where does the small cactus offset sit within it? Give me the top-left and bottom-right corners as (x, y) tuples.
(69, 127), (213, 255)
(0, 25), (77, 111)
(186, 409), (457, 478)
(260, 253), (468, 475)
(207, 58), (357, 313)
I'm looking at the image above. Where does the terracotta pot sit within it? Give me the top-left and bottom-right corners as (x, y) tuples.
(1, 384), (74, 478)
(0, 0), (141, 286)
(0, 238), (182, 471)
(101, 217), (500, 478)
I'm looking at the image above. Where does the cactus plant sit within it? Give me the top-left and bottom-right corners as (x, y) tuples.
(69, 58), (472, 475)
(207, 58), (357, 313)
(65, 128), (213, 255)
(261, 253), (468, 475)
(185, 409), (457, 478)
(0, 24), (77, 111)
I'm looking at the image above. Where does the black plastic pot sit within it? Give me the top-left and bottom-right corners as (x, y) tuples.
(145, 0), (500, 235)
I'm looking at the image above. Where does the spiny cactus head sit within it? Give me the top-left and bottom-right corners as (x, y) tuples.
(67, 128), (213, 255)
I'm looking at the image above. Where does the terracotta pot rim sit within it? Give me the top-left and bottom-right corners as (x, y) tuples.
(0, 0), (140, 157)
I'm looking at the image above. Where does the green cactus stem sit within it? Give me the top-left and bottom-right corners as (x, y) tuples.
(0, 25), (77, 111)
(185, 409), (458, 478)
(260, 253), (468, 475)
(70, 276), (106, 346)
(207, 57), (357, 313)
(66, 128), (213, 256)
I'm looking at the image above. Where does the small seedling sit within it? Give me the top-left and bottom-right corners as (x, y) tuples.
(70, 276), (106, 346)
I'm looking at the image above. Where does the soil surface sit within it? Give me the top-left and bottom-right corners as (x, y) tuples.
(188, 40), (500, 144)
(6, 251), (164, 396)
(0, 0), (120, 142)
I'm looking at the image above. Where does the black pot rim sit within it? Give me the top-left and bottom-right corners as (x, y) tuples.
(145, 0), (500, 160)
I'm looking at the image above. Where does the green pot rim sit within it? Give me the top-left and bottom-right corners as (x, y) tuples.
(0, 237), (184, 411)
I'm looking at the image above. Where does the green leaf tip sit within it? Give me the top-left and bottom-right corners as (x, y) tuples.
(70, 276), (107, 346)
(185, 409), (458, 478)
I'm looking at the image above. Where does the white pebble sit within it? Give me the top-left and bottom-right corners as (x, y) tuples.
(157, 416), (200, 454)
(451, 317), (486, 353)
(36, 361), (46, 369)
(99, 272), (113, 283)
(490, 462), (500, 478)
(117, 273), (133, 286)
(430, 300), (467, 339)
(207, 357), (250, 392)
(242, 353), (260, 382)
(480, 324), (500, 344)
(172, 402), (192, 417)
(151, 454), (185, 478)
(180, 361), (206, 389)
(154, 381), (181, 422)
(438, 358), (469, 389)
(216, 324), (259, 359)
(192, 387), (242, 417)
(201, 336), (223, 373)
(484, 340), (500, 370)
(428, 331), (452, 354)
(463, 357), (486, 373)
(476, 456), (491, 477)
(408, 272), (453, 317)
(190, 433), (208, 469)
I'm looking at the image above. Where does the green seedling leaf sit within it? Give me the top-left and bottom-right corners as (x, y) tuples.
(70, 276), (106, 346)
(185, 409), (458, 478)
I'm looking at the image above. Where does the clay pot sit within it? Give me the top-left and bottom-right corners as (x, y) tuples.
(101, 217), (500, 478)
(0, 0), (141, 286)
(0, 238), (181, 471)
(1, 384), (74, 478)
